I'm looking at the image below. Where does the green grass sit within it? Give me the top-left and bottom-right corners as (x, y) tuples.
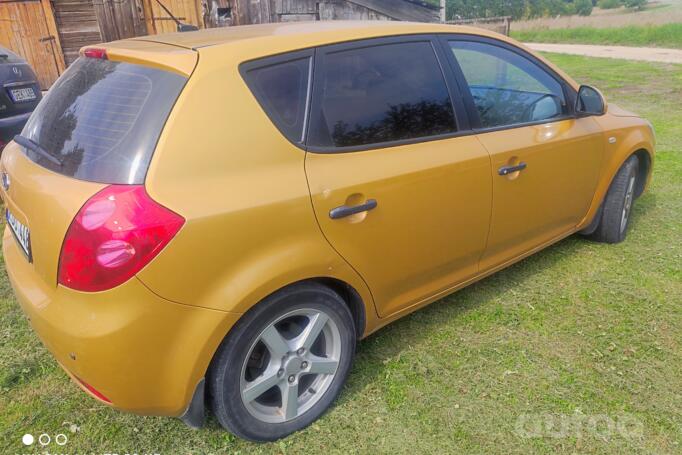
(2, 54), (682, 454)
(512, 23), (682, 48)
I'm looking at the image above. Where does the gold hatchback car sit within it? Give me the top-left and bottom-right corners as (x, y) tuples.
(1, 21), (654, 441)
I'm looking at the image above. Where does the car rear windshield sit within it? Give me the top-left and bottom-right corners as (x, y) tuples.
(19, 57), (187, 184)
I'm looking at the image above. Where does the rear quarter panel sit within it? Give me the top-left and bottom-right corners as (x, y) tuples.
(138, 45), (378, 334)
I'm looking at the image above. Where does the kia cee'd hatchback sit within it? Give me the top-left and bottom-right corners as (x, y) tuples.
(0, 21), (654, 441)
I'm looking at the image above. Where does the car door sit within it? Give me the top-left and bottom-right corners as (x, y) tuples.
(304, 36), (492, 318)
(441, 36), (604, 271)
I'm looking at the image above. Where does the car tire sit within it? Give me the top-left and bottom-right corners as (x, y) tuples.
(207, 282), (356, 442)
(588, 155), (639, 244)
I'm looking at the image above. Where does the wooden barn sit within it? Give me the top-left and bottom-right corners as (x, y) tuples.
(0, 0), (440, 87)
(232, 0), (440, 24)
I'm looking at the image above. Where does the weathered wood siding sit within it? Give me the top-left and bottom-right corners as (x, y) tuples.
(318, 1), (389, 20)
(276, 0), (316, 21)
(234, 0), (438, 25)
(348, 0), (438, 22)
(1, 0), (439, 88)
(144, 0), (203, 34)
(94, 0), (146, 42)
(0, 0), (65, 88)
(53, 0), (102, 64)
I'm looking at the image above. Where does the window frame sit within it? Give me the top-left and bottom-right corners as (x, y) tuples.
(306, 34), (470, 154)
(436, 34), (578, 133)
(239, 48), (315, 147)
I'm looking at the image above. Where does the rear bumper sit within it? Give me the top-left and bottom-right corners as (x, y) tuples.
(3, 227), (241, 416)
(0, 111), (31, 144)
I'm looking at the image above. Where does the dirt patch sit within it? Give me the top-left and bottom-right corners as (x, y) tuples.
(527, 43), (682, 63)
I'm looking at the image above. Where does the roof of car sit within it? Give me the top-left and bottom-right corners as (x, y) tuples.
(130, 20), (498, 51)
(100, 21), (578, 90)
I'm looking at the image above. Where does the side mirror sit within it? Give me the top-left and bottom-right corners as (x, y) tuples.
(575, 85), (607, 116)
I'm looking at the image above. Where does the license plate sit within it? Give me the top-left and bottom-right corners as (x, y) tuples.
(6, 208), (31, 260)
(9, 86), (36, 103)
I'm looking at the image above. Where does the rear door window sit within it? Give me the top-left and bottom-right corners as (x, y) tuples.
(19, 57), (187, 184)
(308, 40), (457, 149)
(241, 55), (312, 144)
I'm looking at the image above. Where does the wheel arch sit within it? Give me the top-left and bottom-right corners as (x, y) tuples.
(182, 275), (370, 423)
(307, 277), (366, 339)
(579, 133), (654, 232)
(228, 276), (368, 342)
(632, 148), (652, 198)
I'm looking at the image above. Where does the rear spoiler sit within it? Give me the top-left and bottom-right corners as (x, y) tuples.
(80, 40), (198, 77)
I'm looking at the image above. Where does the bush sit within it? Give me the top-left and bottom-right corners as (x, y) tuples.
(597, 0), (621, 8)
(623, 0), (647, 9)
(574, 0), (594, 15)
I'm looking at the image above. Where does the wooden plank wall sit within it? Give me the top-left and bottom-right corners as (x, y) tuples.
(276, 0), (316, 21)
(94, 0), (146, 42)
(145, 0), (203, 34)
(346, 0), (439, 22)
(0, 0), (64, 88)
(53, 0), (102, 64)
(0, 0), (440, 89)
(234, 0), (440, 24)
(318, 0), (389, 20)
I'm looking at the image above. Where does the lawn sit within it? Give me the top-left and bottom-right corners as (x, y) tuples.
(1, 54), (681, 454)
(511, 23), (682, 48)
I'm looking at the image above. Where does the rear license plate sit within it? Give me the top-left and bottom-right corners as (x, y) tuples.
(5, 208), (31, 260)
(8, 86), (36, 103)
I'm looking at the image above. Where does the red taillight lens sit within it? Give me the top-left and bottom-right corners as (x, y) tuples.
(75, 376), (111, 403)
(58, 185), (184, 292)
(82, 48), (108, 59)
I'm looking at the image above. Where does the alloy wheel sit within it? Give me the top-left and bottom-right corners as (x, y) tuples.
(620, 175), (636, 234)
(239, 308), (341, 423)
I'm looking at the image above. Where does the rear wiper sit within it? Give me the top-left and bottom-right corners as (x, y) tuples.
(13, 135), (63, 167)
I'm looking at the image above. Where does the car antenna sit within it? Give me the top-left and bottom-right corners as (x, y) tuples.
(154, 0), (199, 32)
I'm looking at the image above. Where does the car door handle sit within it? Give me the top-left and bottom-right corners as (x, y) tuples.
(498, 162), (527, 176)
(329, 199), (378, 219)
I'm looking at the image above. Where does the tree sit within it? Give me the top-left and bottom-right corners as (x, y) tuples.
(574, 0), (594, 15)
(598, 0), (622, 8)
(623, 0), (647, 9)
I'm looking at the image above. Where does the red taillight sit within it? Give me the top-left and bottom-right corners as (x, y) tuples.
(58, 185), (184, 292)
(75, 376), (111, 403)
(82, 48), (108, 59)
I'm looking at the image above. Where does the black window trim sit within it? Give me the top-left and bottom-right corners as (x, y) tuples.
(437, 33), (579, 134)
(239, 33), (581, 154)
(239, 48), (315, 146)
(305, 34), (471, 154)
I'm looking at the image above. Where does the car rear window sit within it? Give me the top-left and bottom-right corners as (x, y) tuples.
(19, 57), (187, 184)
